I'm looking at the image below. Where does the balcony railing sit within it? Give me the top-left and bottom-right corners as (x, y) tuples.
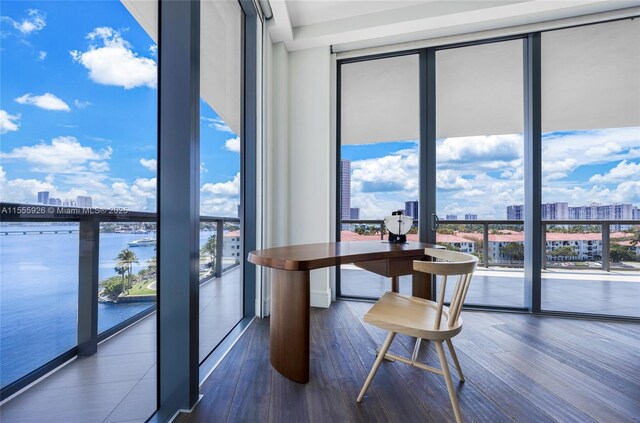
(340, 218), (639, 271)
(0, 202), (240, 399)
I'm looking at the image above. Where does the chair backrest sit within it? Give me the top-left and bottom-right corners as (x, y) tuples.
(413, 248), (478, 330)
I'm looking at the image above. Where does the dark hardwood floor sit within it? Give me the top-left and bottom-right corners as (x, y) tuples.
(177, 301), (640, 423)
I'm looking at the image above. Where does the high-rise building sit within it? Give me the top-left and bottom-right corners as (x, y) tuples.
(37, 191), (49, 204)
(541, 202), (568, 220)
(404, 201), (419, 219)
(568, 203), (634, 220)
(507, 205), (524, 220)
(63, 199), (76, 207)
(634, 206), (640, 220)
(509, 202), (636, 222)
(340, 160), (351, 220)
(445, 214), (457, 220)
(48, 197), (62, 206)
(464, 214), (478, 220)
(77, 196), (93, 208)
(349, 208), (360, 220)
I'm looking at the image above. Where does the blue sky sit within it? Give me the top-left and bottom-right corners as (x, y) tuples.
(1, 1), (240, 215)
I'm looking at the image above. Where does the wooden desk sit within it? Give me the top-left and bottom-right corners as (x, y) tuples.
(248, 241), (440, 383)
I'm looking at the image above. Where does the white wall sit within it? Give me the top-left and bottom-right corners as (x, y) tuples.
(288, 46), (333, 308)
(262, 37), (335, 310)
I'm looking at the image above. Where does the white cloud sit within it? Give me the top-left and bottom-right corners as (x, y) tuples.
(110, 177), (156, 210)
(140, 158), (157, 171)
(0, 110), (20, 134)
(199, 173), (241, 216)
(15, 93), (70, 111)
(89, 161), (110, 173)
(1, 9), (46, 35)
(38, 50), (47, 61)
(74, 99), (91, 109)
(437, 134), (523, 165)
(70, 27), (157, 89)
(584, 141), (623, 158)
(1, 136), (112, 173)
(202, 117), (234, 134)
(0, 166), (55, 204)
(224, 137), (240, 153)
(201, 172), (240, 197)
(542, 158), (578, 181)
(589, 160), (640, 184)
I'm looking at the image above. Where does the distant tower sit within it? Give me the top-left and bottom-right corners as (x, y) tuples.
(37, 191), (49, 204)
(340, 160), (351, 220)
(506, 205), (524, 220)
(77, 196), (92, 208)
(404, 201), (419, 219)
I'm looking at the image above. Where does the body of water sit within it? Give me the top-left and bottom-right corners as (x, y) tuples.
(0, 223), (216, 388)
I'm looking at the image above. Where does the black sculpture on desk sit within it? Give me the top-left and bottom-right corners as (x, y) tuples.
(384, 210), (413, 243)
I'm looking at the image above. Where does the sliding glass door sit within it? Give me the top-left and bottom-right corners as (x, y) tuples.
(540, 19), (640, 317)
(337, 19), (639, 318)
(434, 39), (526, 308)
(338, 53), (420, 298)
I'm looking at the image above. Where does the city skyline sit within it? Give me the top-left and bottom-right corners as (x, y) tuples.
(507, 201), (640, 221)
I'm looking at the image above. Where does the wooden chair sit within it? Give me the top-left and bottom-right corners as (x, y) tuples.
(356, 248), (478, 423)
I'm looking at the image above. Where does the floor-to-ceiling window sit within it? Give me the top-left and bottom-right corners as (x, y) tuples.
(338, 53), (420, 298)
(198, 0), (244, 362)
(336, 19), (638, 318)
(435, 39), (526, 308)
(0, 0), (158, 418)
(541, 19), (640, 317)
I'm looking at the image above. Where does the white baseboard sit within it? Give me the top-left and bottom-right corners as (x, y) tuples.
(311, 288), (331, 308)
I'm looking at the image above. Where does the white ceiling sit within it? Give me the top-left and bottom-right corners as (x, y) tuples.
(267, 0), (640, 51)
(286, 0), (429, 27)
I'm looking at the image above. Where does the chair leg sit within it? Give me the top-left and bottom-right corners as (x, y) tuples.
(436, 341), (463, 423)
(411, 338), (422, 362)
(446, 339), (465, 382)
(357, 331), (396, 403)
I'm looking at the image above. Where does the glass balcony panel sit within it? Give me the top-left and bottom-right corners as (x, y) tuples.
(609, 224), (640, 271)
(98, 222), (157, 335)
(542, 224), (639, 317)
(0, 222), (79, 388)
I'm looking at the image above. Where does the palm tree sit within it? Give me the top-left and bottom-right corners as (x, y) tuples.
(201, 235), (216, 268)
(114, 265), (127, 293)
(116, 249), (139, 294)
(631, 230), (640, 246)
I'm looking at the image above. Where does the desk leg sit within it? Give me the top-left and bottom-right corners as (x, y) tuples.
(270, 268), (310, 383)
(411, 269), (433, 300)
(391, 276), (399, 293)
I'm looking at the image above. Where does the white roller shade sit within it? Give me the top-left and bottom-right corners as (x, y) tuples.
(121, 0), (157, 42)
(201, 0), (242, 135)
(542, 18), (640, 132)
(120, 0), (242, 135)
(436, 39), (524, 138)
(341, 54), (419, 145)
